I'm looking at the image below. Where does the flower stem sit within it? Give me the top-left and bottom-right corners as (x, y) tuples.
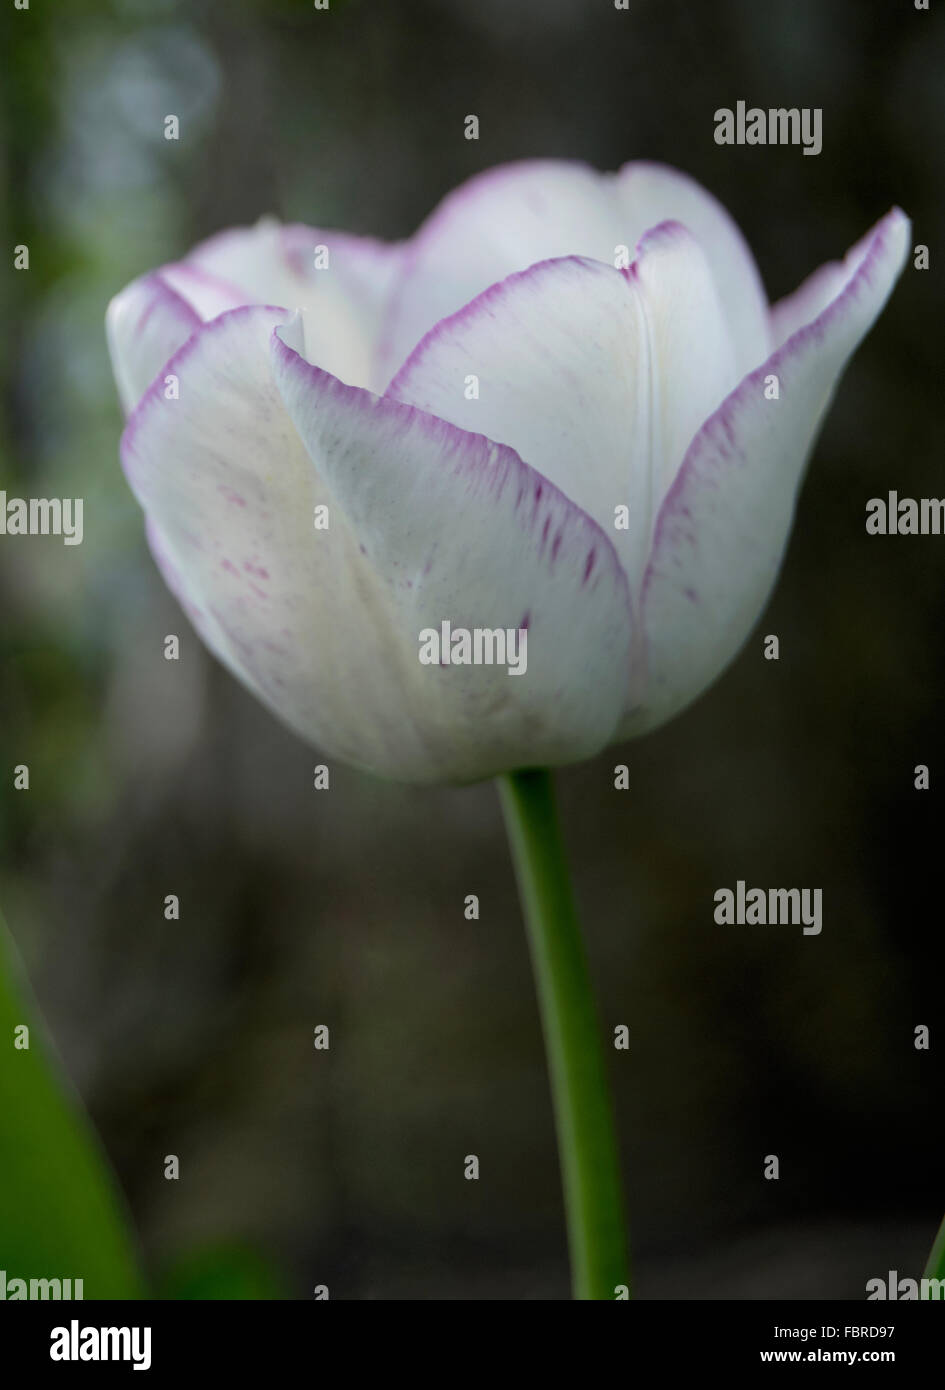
(498, 767), (630, 1300)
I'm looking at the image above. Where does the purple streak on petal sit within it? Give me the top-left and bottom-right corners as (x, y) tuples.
(630, 218), (690, 260)
(133, 271), (202, 337)
(271, 325), (632, 604)
(280, 223), (402, 278)
(767, 214), (889, 351)
(376, 158), (601, 372)
(385, 253), (606, 400)
(167, 260), (254, 316)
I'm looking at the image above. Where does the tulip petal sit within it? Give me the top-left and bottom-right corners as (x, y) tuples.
(105, 273), (201, 415)
(125, 305), (442, 777)
(376, 160), (628, 380)
(121, 304), (632, 782)
(615, 161), (771, 378)
(182, 219), (404, 390)
(768, 215), (892, 350)
(377, 158), (771, 384)
(158, 262), (249, 321)
(388, 229), (738, 592)
(627, 208), (910, 736)
(271, 315), (634, 780)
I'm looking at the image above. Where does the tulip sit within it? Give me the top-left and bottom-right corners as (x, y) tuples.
(107, 160), (908, 784)
(107, 160), (909, 1299)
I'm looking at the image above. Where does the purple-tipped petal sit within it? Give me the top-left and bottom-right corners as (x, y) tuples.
(106, 272), (201, 415)
(625, 207), (910, 736)
(768, 215), (892, 350)
(271, 314), (634, 780)
(388, 231), (738, 593)
(182, 219), (405, 389)
(158, 262), (249, 321)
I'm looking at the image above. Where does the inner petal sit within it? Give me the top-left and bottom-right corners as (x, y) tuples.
(171, 218), (404, 391)
(387, 227), (738, 596)
(376, 158), (770, 388)
(375, 160), (625, 383)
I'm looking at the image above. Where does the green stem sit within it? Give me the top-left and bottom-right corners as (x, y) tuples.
(498, 767), (630, 1300)
(924, 1212), (945, 1284)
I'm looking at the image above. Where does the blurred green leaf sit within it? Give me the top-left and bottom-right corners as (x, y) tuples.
(924, 1212), (945, 1289)
(159, 1242), (285, 1301)
(0, 910), (145, 1298)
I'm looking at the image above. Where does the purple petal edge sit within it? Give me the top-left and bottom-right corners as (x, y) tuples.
(120, 303), (290, 488)
(385, 222), (694, 397)
(270, 324), (632, 605)
(133, 271), (202, 336)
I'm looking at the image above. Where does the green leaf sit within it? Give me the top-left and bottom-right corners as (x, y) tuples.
(0, 909), (145, 1298)
(159, 1242), (285, 1301)
(924, 1212), (945, 1290)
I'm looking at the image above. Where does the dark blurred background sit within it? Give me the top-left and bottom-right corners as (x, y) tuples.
(1, 0), (943, 1299)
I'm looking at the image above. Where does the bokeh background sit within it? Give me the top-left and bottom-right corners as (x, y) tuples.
(1, 0), (943, 1299)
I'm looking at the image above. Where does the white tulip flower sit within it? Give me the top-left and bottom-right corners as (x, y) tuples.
(107, 161), (909, 783)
